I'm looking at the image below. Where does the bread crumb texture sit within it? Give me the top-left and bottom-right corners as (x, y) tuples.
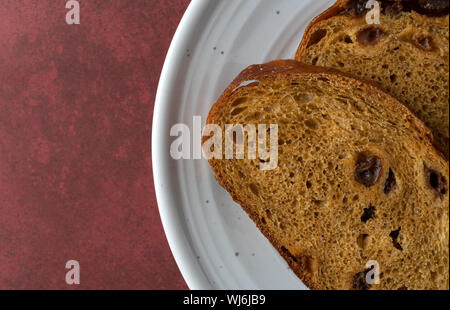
(206, 60), (449, 290)
(297, 2), (449, 156)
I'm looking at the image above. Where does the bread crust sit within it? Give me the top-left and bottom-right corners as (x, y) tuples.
(296, 0), (352, 60)
(296, 0), (450, 59)
(204, 59), (448, 290)
(206, 60), (434, 148)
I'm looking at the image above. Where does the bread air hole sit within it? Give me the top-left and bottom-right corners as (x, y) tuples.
(305, 119), (319, 129)
(431, 271), (438, 282)
(425, 166), (448, 196)
(245, 112), (263, 121)
(249, 183), (259, 196)
(294, 93), (313, 104)
(361, 206), (376, 223)
(231, 97), (248, 107)
(389, 227), (403, 251)
(306, 28), (327, 48)
(357, 234), (369, 250)
(384, 169), (397, 194)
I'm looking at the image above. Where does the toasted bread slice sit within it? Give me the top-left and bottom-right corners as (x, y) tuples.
(204, 60), (449, 290)
(295, 0), (449, 157)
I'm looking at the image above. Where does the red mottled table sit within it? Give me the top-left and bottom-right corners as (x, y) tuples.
(0, 0), (190, 289)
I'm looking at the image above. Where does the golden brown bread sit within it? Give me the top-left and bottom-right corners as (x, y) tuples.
(204, 60), (449, 290)
(295, 0), (449, 157)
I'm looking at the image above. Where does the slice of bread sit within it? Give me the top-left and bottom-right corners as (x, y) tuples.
(204, 60), (449, 290)
(295, 0), (449, 157)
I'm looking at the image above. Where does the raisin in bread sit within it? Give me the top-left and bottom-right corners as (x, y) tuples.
(204, 60), (449, 290)
(295, 0), (449, 157)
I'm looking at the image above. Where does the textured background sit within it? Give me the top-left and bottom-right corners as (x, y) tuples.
(0, 0), (189, 289)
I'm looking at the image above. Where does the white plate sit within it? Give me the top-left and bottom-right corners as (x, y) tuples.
(153, 0), (335, 290)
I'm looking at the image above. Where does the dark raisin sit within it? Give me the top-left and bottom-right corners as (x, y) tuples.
(348, 0), (370, 15)
(426, 167), (448, 196)
(385, 1), (404, 15)
(357, 26), (384, 46)
(355, 155), (382, 187)
(353, 268), (373, 290)
(415, 35), (434, 51)
(389, 227), (403, 250)
(417, 0), (449, 14)
(361, 205), (376, 222)
(384, 169), (397, 194)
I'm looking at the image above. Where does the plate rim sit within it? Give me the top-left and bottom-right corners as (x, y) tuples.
(152, 0), (212, 290)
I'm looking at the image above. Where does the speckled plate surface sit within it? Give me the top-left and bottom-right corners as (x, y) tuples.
(153, 0), (335, 289)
